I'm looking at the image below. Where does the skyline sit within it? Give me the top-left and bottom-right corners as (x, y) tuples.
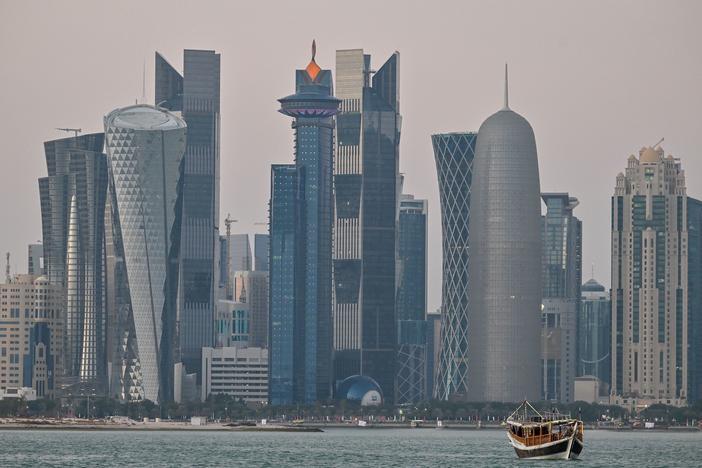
(2, 0), (702, 312)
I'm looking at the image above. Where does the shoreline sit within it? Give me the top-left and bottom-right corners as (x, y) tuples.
(0, 420), (698, 432)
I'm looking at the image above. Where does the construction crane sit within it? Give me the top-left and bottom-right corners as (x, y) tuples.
(224, 213), (238, 238)
(5, 252), (10, 283)
(56, 128), (82, 137)
(651, 137), (664, 149)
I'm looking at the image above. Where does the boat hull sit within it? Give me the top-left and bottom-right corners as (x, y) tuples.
(509, 433), (583, 460)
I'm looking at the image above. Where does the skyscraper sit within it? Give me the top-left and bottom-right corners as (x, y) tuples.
(396, 194), (428, 404)
(254, 234), (269, 272)
(688, 198), (702, 402)
(229, 234), (252, 273)
(541, 193), (582, 403)
(233, 270), (269, 348)
(333, 49), (401, 402)
(104, 104), (186, 403)
(467, 68), (542, 402)
(268, 164), (298, 405)
(431, 132), (476, 400)
(155, 49), (221, 380)
(269, 43), (339, 404)
(27, 243), (44, 276)
(611, 144), (694, 407)
(578, 278), (611, 393)
(38, 133), (108, 392)
(425, 311), (441, 400)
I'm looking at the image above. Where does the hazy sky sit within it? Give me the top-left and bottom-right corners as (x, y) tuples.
(1, 0), (701, 311)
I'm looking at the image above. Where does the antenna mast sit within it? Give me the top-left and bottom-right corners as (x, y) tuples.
(5, 252), (10, 283)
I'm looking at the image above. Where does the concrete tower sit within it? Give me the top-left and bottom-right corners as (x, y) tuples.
(611, 143), (695, 407)
(467, 67), (542, 402)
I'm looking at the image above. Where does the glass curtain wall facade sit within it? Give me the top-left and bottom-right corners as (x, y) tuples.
(686, 197), (702, 402)
(541, 193), (582, 403)
(233, 270), (269, 349)
(611, 146), (689, 406)
(578, 279), (611, 393)
(333, 49), (401, 402)
(38, 133), (108, 393)
(396, 194), (428, 404)
(467, 84), (542, 403)
(254, 234), (269, 272)
(104, 104), (186, 403)
(155, 49), (221, 380)
(269, 46), (338, 404)
(28, 244), (44, 276)
(269, 165), (298, 405)
(431, 132), (476, 400)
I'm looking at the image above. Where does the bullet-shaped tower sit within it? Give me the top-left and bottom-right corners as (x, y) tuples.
(467, 67), (542, 402)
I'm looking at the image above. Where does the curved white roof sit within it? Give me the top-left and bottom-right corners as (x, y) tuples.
(105, 104), (186, 131)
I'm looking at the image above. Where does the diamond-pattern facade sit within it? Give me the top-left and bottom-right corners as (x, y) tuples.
(431, 132), (476, 400)
(104, 105), (186, 403)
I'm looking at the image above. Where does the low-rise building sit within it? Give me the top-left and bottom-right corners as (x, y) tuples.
(201, 347), (268, 403)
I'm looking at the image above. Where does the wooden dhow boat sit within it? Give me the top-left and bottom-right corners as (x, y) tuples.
(506, 401), (584, 460)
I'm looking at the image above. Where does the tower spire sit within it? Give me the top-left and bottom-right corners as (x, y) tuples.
(503, 63), (509, 110)
(305, 39), (321, 81)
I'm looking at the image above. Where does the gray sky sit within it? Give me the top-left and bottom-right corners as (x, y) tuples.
(1, 0), (701, 311)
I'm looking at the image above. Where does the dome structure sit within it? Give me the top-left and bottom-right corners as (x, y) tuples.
(582, 278), (605, 292)
(336, 375), (383, 406)
(639, 146), (662, 164)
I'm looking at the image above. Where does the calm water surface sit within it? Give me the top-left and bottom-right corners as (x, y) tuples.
(0, 428), (699, 467)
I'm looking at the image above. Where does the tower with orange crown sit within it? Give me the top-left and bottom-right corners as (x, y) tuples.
(269, 42), (340, 405)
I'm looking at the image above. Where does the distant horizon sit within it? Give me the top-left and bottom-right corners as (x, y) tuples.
(2, 0), (701, 310)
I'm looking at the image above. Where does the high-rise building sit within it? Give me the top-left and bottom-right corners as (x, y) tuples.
(219, 233), (252, 300)
(578, 278), (611, 394)
(27, 243), (44, 276)
(540, 193), (582, 403)
(431, 132), (476, 400)
(688, 198), (702, 402)
(425, 311), (441, 400)
(229, 234), (252, 272)
(0, 274), (62, 399)
(611, 144), (697, 407)
(215, 299), (250, 348)
(269, 164), (298, 405)
(233, 270), (269, 348)
(254, 234), (269, 272)
(467, 68), (542, 402)
(218, 235), (228, 296)
(104, 104), (186, 403)
(156, 49), (221, 380)
(332, 48), (401, 402)
(396, 194), (428, 404)
(38, 133), (108, 392)
(268, 43), (339, 405)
